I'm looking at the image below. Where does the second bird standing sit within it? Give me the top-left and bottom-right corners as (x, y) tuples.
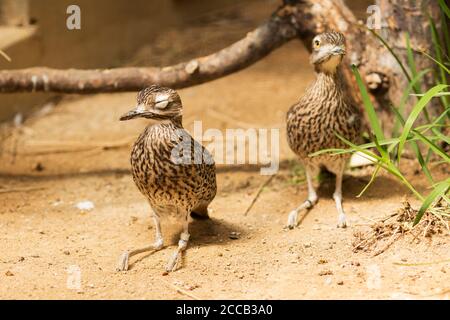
(286, 31), (362, 229)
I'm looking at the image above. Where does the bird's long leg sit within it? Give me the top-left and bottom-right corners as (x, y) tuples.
(116, 212), (164, 271)
(287, 167), (318, 229)
(165, 216), (190, 272)
(334, 163), (347, 228)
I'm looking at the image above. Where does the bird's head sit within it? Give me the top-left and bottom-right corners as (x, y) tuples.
(310, 31), (346, 74)
(120, 85), (182, 121)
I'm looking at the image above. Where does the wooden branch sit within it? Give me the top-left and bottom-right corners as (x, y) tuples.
(0, 10), (297, 93)
(0, 0), (440, 139)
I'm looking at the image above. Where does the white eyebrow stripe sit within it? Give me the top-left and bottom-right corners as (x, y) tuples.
(320, 43), (334, 51)
(155, 93), (170, 103)
(136, 104), (146, 112)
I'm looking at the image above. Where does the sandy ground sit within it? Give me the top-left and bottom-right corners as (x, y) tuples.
(1, 28), (449, 299)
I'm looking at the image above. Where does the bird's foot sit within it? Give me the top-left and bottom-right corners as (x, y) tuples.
(286, 199), (315, 230)
(116, 239), (164, 272)
(337, 213), (347, 228)
(165, 234), (189, 272)
(165, 251), (181, 272)
(286, 210), (299, 229)
(116, 251), (130, 271)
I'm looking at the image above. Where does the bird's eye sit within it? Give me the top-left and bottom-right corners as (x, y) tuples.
(314, 39), (321, 49)
(155, 100), (169, 109)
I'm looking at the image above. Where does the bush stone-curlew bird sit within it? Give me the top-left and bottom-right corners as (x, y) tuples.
(286, 31), (362, 229)
(117, 85), (217, 272)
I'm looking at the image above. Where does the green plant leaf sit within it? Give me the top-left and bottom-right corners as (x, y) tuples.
(367, 29), (412, 82)
(412, 130), (450, 161)
(413, 179), (450, 226)
(351, 66), (386, 146)
(333, 131), (424, 201)
(357, 164), (381, 198)
(406, 33), (420, 93)
(397, 84), (448, 163)
(438, 0), (450, 19)
(421, 51), (450, 74)
(440, 7), (450, 59)
(410, 92), (450, 97)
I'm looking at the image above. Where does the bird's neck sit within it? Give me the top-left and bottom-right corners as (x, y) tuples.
(151, 115), (183, 129)
(169, 115), (183, 128)
(313, 68), (345, 95)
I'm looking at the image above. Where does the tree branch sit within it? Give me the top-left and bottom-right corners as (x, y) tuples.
(2, 0), (437, 138)
(0, 10), (297, 93)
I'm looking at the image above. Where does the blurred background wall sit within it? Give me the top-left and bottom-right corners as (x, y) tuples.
(1, 0), (240, 121)
(0, 0), (371, 122)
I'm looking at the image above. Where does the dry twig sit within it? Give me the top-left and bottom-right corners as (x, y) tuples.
(161, 279), (202, 300)
(244, 174), (276, 215)
(352, 201), (449, 255)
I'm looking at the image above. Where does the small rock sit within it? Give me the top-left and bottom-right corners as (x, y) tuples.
(63, 250), (70, 255)
(229, 231), (240, 240)
(34, 162), (45, 172)
(52, 200), (63, 207)
(337, 280), (344, 285)
(319, 270), (333, 276)
(318, 259), (328, 265)
(75, 201), (94, 211)
(185, 284), (199, 291)
(5, 270), (14, 276)
(303, 242), (312, 248)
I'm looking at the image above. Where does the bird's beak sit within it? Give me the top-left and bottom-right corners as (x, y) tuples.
(119, 104), (147, 121)
(332, 45), (346, 56)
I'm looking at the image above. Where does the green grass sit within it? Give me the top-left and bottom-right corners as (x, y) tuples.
(287, 160), (306, 185)
(0, 49), (11, 62)
(313, 6), (450, 224)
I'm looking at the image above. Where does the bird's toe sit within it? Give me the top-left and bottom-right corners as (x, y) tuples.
(286, 210), (298, 229)
(337, 214), (347, 228)
(165, 252), (180, 272)
(116, 251), (130, 272)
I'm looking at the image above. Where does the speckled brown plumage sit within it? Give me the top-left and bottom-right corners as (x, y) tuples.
(117, 85), (216, 272)
(286, 70), (361, 169)
(286, 31), (362, 229)
(130, 122), (216, 217)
